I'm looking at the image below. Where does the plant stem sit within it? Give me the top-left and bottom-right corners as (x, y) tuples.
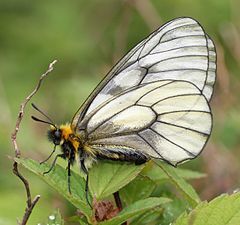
(113, 191), (127, 225)
(11, 60), (57, 225)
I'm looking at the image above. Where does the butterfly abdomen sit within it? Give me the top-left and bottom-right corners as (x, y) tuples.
(88, 145), (149, 165)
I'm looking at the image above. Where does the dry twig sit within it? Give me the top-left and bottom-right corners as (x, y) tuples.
(11, 60), (57, 225)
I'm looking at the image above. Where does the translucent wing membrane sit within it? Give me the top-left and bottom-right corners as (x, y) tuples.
(72, 17), (216, 127)
(203, 36), (216, 100)
(73, 17), (216, 165)
(78, 81), (212, 165)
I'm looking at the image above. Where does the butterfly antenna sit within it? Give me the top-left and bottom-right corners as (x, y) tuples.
(31, 103), (56, 128)
(31, 116), (57, 128)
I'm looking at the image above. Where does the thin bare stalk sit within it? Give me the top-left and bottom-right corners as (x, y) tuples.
(113, 191), (127, 225)
(11, 60), (57, 225)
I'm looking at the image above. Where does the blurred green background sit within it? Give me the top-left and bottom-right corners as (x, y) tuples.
(1, 0), (240, 224)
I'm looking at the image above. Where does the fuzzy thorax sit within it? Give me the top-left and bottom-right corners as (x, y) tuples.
(59, 123), (80, 151)
(48, 123), (80, 151)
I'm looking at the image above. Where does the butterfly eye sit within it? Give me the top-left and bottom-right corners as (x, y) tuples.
(55, 129), (61, 138)
(53, 129), (62, 145)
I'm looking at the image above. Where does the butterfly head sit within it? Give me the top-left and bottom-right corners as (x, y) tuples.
(31, 103), (69, 146)
(47, 125), (62, 146)
(47, 123), (76, 146)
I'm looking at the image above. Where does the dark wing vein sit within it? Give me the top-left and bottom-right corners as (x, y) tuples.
(156, 120), (209, 136)
(149, 127), (196, 157)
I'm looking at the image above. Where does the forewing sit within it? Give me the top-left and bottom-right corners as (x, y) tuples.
(82, 80), (212, 165)
(72, 17), (216, 128)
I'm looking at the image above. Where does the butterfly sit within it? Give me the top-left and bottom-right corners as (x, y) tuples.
(32, 17), (216, 206)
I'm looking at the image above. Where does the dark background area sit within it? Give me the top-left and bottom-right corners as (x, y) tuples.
(0, 0), (240, 224)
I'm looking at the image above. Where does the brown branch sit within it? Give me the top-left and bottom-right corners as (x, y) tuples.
(11, 60), (57, 225)
(11, 60), (57, 157)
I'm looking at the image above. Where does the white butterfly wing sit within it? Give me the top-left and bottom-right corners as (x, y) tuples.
(73, 17), (216, 165)
(82, 80), (211, 165)
(72, 17), (216, 127)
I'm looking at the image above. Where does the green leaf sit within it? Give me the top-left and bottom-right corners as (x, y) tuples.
(130, 207), (163, 225)
(174, 192), (240, 225)
(160, 199), (189, 225)
(16, 158), (92, 220)
(120, 175), (156, 205)
(153, 160), (200, 207)
(89, 161), (145, 200)
(142, 162), (206, 182)
(100, 197), (171, 225)
(69, 216), (90, 225)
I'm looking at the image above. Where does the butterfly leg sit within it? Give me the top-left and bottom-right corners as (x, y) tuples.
(80, 160), (91, 208)
(43, 153), (65, 174)
(85, 173), (91, 208)
(40, 145), (56, 164)
(67, 159), (72, 194)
